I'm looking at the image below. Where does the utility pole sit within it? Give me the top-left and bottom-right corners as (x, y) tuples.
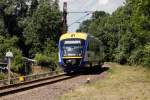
(62, 2), (67, 34)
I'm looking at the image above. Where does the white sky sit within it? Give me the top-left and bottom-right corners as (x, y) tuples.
(59, 0), (125, 32)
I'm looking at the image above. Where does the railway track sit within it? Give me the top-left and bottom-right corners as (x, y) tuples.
(0, 73), (77, 97)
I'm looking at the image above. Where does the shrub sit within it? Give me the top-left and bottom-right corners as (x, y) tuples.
(0, 36), (25, 73)
(142, 43), (150, 67)
(34, 53), (58, 71)
(12, 53), (25, 73)
(128, 49), (143, 65)
(0, 72), (5, 80)
(114, 51), (128, 64)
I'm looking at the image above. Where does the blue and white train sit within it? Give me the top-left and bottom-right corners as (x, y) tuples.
(58, 32), (104, 73)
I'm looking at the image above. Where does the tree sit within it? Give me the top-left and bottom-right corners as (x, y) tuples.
(24, 0), (61, 58)
(0, 0), (62, 74)
(77, 0), (150, 66)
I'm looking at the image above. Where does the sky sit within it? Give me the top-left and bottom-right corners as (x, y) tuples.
(59, 0), (125, 32)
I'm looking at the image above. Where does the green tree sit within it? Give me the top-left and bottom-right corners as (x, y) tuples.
(24, 0), (61, 58)
(77, 0), (150, 66)
(0, 0), (62, 74)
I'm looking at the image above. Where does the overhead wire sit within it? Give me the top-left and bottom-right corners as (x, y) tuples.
(68, 11), (95, 14)
(66, 0), (97, 30)
(68, 12), (93, 28)
(62, 1), (99, 31)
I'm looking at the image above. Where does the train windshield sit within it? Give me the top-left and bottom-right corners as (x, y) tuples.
(61, 39), (84, 57)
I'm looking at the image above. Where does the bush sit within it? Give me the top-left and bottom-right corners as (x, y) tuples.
(142, 43), (150, 67)
(114, 51), (128, 64)
(34, 53), (58, 71)
(0, 36), (25, 73)
(0, 72), (5, 80)
(12, 53), (25, 74)
(128, 49), (143, 65)
(143, 57), (150, 67)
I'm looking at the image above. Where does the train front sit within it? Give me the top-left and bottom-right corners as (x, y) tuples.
(58, 33), (87, 73)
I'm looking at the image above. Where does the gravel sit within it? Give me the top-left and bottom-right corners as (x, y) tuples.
(0, 65), (109, 100)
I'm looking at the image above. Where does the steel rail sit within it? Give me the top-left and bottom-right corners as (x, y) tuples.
(0, 73), (65, 90)
(0, 73), (77, 97)
(0, 71), (58, 84)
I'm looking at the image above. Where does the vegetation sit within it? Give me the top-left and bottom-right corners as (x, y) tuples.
(60, 63), (150, 100)
(34, 53), (58, 71)
(0, 0), (149, 75)
(0, 0), (61, 73)
(0, 72), (5, 80)
(77, 0), (150, 66)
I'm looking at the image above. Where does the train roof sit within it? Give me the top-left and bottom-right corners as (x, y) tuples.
(60, 32), (101, 43)
(60, 32), (88, 41)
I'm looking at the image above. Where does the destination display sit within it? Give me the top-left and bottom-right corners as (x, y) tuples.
(64, 40), (81, 44)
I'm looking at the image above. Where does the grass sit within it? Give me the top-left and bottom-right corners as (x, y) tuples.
(59, 63), (150, 100)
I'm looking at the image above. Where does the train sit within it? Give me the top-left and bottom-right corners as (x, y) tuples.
(58, 32), (104, 73)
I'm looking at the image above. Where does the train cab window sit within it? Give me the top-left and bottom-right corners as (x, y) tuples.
(61, 39), (84, 57)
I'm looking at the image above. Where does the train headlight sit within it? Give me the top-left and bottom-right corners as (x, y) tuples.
(65, 59), (76, 65)
(66, 59), (72, 64)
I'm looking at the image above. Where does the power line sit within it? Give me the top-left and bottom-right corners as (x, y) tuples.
(68, 13), (92, 28)
(67, 11), (94, 14)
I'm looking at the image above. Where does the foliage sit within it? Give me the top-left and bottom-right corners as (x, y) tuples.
(12, 54), (25, 73)
(0, 0), (62, 74)
(0, 72), (5, 80)
(34, 53), (51, 65)
(0, 36), (19, 57)
(24, 0), (61, 58)
(0, 35), (25, 73)
(34, 53), (58, 71)
(142, 43), (150, 66)
(77, 0), (150, 67)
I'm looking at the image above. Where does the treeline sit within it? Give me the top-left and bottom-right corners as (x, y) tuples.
(77, 0), (150, 66)
(0, 0), (62, 73)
